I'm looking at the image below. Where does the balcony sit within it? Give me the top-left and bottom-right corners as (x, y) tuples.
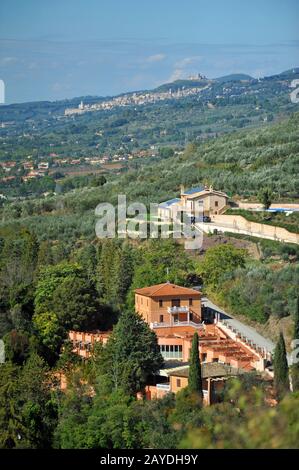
(167, 306), (189, 314)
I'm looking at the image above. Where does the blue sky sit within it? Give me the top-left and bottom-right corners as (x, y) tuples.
(0, 0), (299, 103)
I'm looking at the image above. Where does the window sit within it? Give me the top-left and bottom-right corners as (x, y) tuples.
(215, 201), (219, 207)
(189, 312), (193, 321)
(189, 298), (193, 306)
(176, 379), (181, 388)
(160, 345), (183, 359)
(171, 299), (181, 307)
(159, 299), (163, 308)
(160, 315), (164, 323)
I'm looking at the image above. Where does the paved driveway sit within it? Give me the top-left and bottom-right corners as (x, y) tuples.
(201, 296), (275, 354)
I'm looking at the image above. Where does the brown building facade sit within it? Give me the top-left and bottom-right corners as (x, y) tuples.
(158, 185), (229, 220)
(135, 282), (202, 327)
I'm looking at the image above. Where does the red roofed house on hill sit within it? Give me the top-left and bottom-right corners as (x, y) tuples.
(135, 282), (202, 328)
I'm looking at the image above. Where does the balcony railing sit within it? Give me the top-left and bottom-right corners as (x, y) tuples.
(167, 306), (189, 314)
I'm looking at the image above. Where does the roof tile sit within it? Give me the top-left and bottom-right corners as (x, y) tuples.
(135, 282), (201, 298)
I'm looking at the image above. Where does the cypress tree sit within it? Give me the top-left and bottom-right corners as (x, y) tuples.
(294, 297), (299, 342)
(273, 332), (289, 400)
(291, 297), (299, 391)
(99, 310), (163, 395)
(118, 243), (134, 305)
(188, 332), (203, 399)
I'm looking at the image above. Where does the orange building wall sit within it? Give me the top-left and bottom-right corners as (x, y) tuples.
(68, 330), (110, 358)
(135, 293), (201, 325)
(157, 335), (192, 362)
(170, 375), (189, 393)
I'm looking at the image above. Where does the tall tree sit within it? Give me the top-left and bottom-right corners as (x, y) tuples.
(118, 242), (134, 305)
(73, 244), (97, 282)
(97, 240), (121, 305)
(294, 297), (299, 341)
(291, 297), (299, 391)
(54, 370), (92, 449)
(16, 353), (58, 448)
(273, 332), (289, 400)
(98, 310), (163, 396)
(0, 354), (58, 449)
(37, 241), (54, 267)
(258, 187), (273, 210)
(34, 262), (83, 315)
(52, 277), (101, 331)
(0, 362), (21, 448)
(33, 262), (107, 363)
(188, 332), (203, 399)
(198, 243), (247, 289)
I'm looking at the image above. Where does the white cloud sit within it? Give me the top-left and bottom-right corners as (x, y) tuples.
(175, 56), (203, 68)
(167, 55), (203, 82)
(0, 56), (18, 66)
(168, 68), (185, 82)
(145, 53), (166, 63)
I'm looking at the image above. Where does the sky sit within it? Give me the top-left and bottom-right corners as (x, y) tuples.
(0, 0), (299, 103)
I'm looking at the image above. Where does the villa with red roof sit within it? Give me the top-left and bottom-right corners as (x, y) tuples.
(135, 282), (202, 327)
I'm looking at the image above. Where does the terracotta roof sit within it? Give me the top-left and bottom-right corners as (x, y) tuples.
(184, 189), (228, 200)
(168, 363), (245, 379)
(135, 282), (201, 298)
(154, 326), (206, 337)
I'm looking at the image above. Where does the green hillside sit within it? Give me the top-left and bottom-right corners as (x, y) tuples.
(0, 68), (298, 168)
(215, 73), (253, 83)
(0, 112), (298, 244)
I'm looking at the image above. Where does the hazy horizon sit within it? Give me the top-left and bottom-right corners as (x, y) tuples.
(0, 0), (299, 104)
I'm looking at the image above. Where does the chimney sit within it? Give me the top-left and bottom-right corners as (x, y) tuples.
(209, 185), (213, 192)
(180, 184), (185, 195)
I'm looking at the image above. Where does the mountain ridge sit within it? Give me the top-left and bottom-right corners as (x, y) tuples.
(1, 67), (298, 109)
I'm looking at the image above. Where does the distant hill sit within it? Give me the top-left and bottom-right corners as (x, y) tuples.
(154, 79), (211, 93)
(215, 73), (254, 83)
(258, 67), (299, 82)
(1, 66), (298, 164)
(275, 67), (299, 79)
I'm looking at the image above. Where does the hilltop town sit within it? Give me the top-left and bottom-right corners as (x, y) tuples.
(65, 74), (211, 116)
